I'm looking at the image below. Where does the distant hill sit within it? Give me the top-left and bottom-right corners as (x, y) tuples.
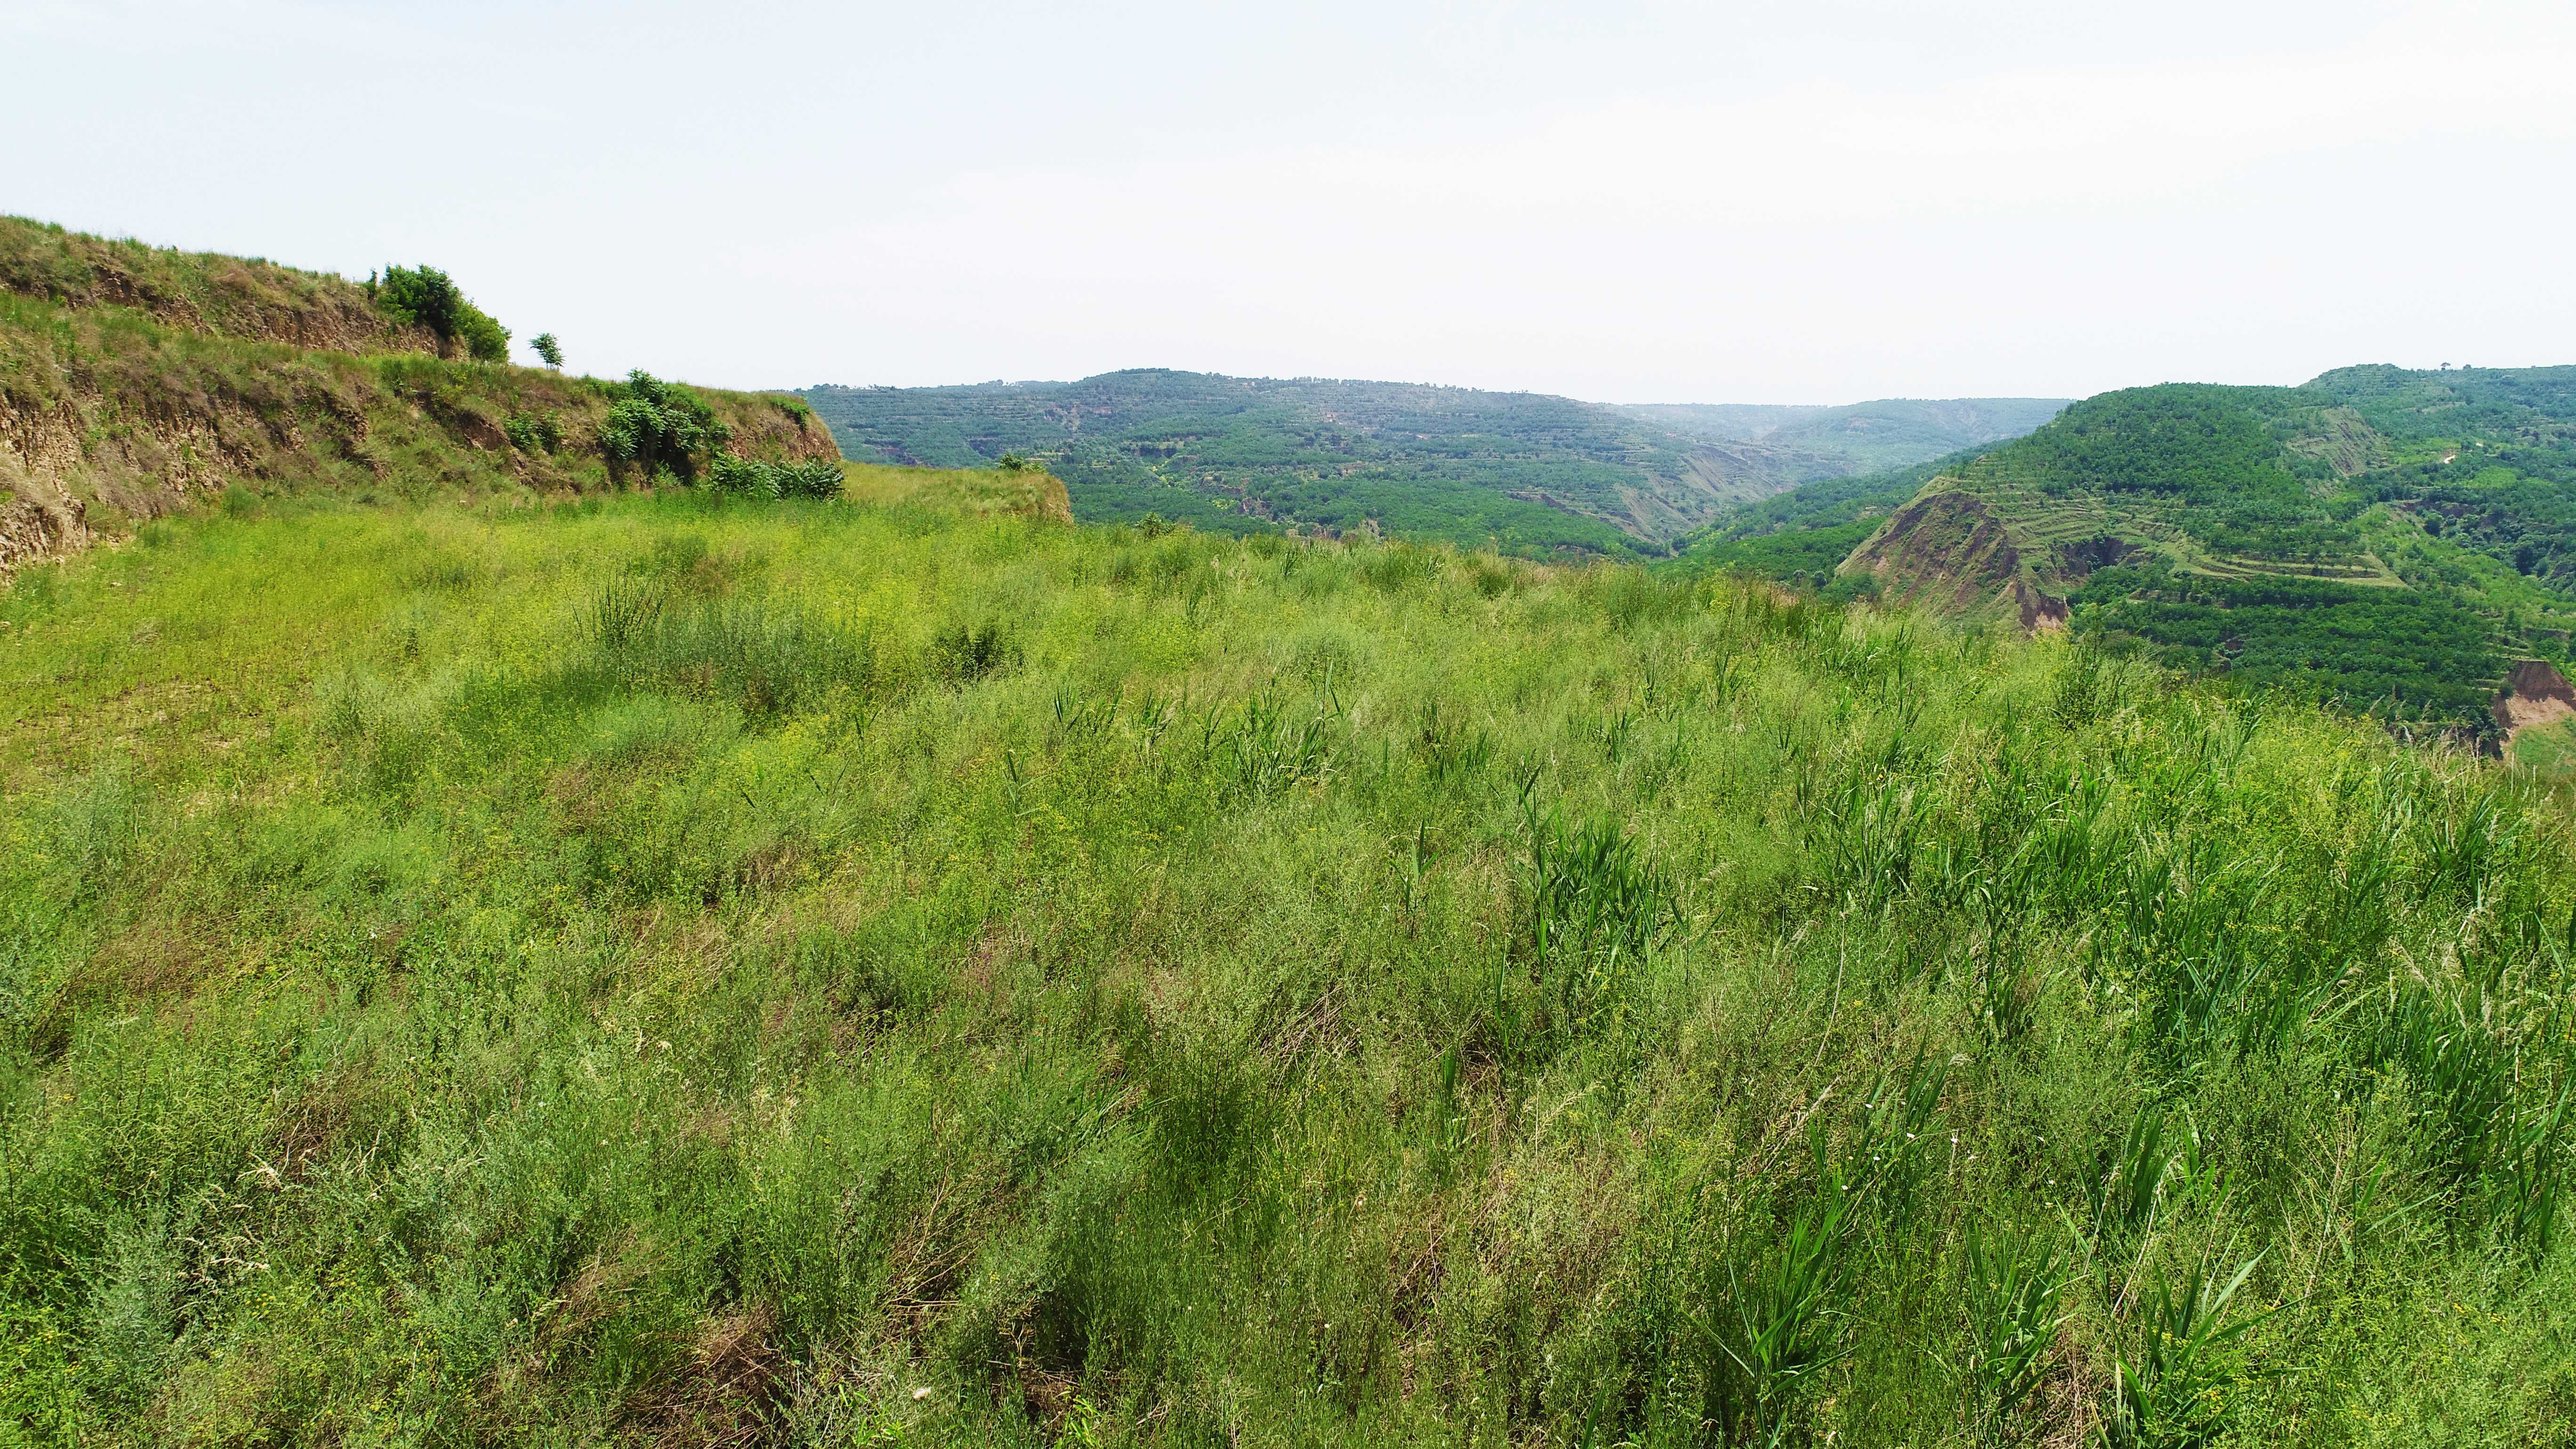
(802, 372), (2064, 557)
(1617, 397), (2069, 474)
(1696, 365), (2576, 729)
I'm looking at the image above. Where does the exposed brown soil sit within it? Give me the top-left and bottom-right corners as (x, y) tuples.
(2493, 658), (2576, 738)
(1842, 486), (2070, 631)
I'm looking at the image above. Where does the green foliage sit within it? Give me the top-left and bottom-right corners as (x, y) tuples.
(502, 411), (566, 453)
(2, 486), (2573, 1445)
(600, 370), (730, 479)
(2101, 1256), (2268, 1449)
(1681, 521), (1879, 590)
(1620, 397), (2069, 474)
(2069, 564), (2507, 720)
(530, 331), (563, 369)
(371, 263), (510, 362)
(803, 371), (2062, 559)
(706, 453), (843, 499)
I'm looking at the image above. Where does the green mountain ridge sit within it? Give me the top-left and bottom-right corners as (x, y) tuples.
(803, 371), (2064, 557)
(1693, 365), (2576, 731)
(1616, 396), (2070, 474)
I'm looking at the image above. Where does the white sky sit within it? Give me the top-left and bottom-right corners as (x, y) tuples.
(7, 0), (2572, 403)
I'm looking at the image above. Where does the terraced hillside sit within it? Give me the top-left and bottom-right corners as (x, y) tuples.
(804, 372), (2063, 558)
(1680, 370), (2576, 729)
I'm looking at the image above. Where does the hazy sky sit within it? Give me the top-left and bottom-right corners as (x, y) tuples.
(8, 1), (2573, 402)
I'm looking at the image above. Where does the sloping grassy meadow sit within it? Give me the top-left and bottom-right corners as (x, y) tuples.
(2, 479), (2572, 1446)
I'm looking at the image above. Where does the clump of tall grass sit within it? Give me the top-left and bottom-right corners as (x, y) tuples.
(2100, 1255), (2269, 1449)
(1204, 691), (1341, 798)
(929, 621), (1016, 686)
(1953, 1221), (2075, 1440)
(1519, 793), (1673, 1040)
(41, 768), (142, 904)
(1719, 1162), (1858, 1441)
(576, 580), (880, 720)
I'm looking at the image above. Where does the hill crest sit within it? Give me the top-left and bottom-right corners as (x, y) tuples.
(0, 217), (840, 575)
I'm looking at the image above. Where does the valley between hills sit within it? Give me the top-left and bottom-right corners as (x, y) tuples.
(3, 217), (2574, 1447)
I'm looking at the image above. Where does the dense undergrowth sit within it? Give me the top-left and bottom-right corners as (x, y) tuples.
(1, 483), (2572, 1446)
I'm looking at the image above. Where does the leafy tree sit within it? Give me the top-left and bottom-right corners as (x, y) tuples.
(371, 264), (510, 362)
(531, 332), (563, 369)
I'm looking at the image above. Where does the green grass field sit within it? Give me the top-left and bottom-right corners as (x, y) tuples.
(3, 479), (2573, 1446)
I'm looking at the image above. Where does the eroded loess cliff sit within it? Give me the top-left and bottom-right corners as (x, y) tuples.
(1838, 487), (2069, 630)
(0, 217), (840, 573)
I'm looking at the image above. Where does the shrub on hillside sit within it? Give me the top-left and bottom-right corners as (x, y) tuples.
(503, 411), (566, 453)
(601, 371), (730, 480)
(370, 264), (510, 362)
(705, 453), (842, 499)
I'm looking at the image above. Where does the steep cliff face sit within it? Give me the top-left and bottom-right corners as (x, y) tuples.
(0, 220), (840, 575)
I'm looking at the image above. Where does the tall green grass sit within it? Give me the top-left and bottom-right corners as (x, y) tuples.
(0, 488), (2571, 1445)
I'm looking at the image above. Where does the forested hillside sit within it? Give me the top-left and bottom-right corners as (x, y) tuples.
(802, 372), (2061, 557)
(1682, 366), (2576, 733)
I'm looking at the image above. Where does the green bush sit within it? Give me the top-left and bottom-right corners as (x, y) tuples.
(370, 264), (510, 362)
(600, 371), (729, 480)
(502, 411), (565, 453)
(704, 454), (842, 499)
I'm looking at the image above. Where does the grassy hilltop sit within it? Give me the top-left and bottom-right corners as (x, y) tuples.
(3, 471), (2573, 1445)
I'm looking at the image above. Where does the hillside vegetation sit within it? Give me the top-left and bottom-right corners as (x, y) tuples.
(1617, 398), (2067, 475)
(1671, 448), (1993, 597)
(804, 373), (2061, 558)
(0, 216), (842, 573)
(3, 470), (2572, 1446)
(1688, 368), (2576, 732)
